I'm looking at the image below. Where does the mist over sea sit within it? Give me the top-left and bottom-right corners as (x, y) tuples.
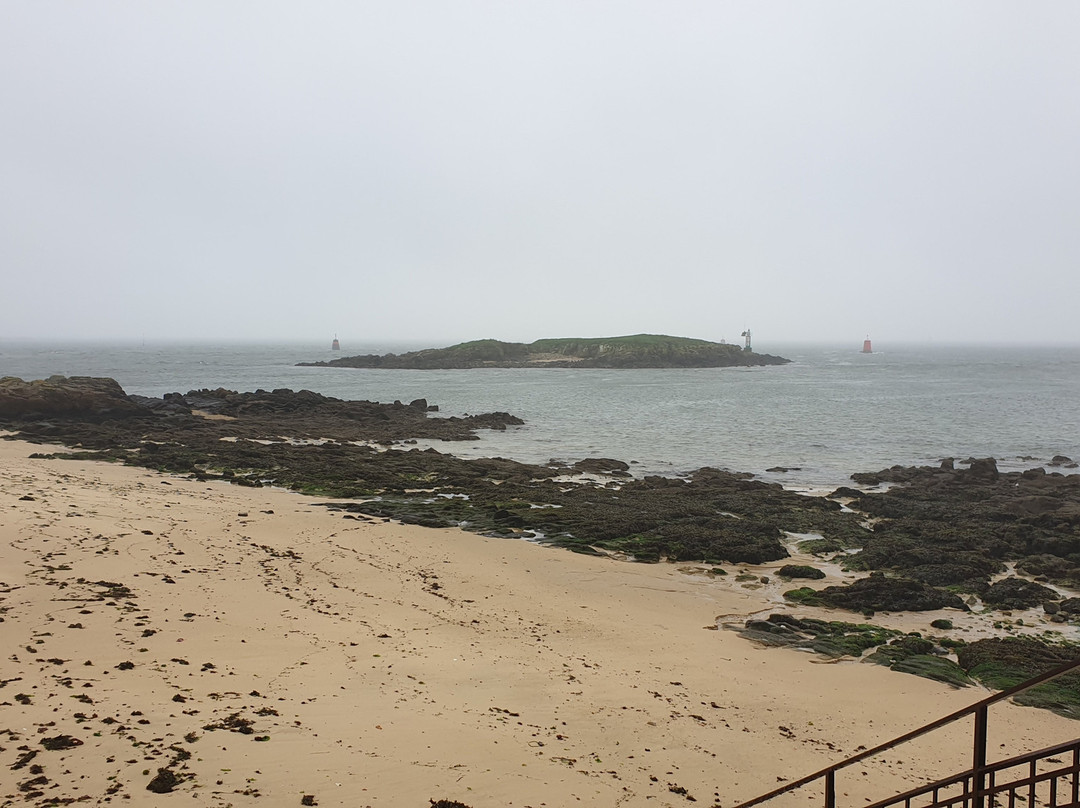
(3, 340), (1078, 490)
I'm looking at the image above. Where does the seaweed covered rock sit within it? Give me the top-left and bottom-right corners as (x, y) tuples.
(1016, 554), (1080, 588)
(777, 564), (826, 580)
(841, 459), (1080, 593)
(737, 613), (901, 658)
(10, 384), (873, 565)
(981, 577), (1060, 610)
(957, 637), (1080, 718)
(785, 572), (968, 613)
(887, 656), (972, 688)
(738, 613), (972, 687)
(844, 532), (1005, 589)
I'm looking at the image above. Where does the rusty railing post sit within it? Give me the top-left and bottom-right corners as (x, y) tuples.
(824, 770), (835, 808)
(972, 704), (988, 808)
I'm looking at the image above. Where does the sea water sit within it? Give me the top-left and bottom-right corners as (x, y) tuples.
(2, 340), (1078, 490)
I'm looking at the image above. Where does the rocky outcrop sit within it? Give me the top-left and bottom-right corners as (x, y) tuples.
(0, 378), (524, 446)
(981, 577), (1059, 610)
(0, 376), (143, 418)
(841, 458), (1080, 591)
(1049, 455), (1078, 469)
(785, 572), (968, 613)
(572, 458), (632, 476)
(3, 380), (875, 567)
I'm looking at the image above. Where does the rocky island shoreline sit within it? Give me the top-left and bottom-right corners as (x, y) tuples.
(2, 374), (1080, 805)
(297, 334), (790, 369)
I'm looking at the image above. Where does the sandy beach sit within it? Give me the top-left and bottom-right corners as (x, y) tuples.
(1, 436), (1076, 808)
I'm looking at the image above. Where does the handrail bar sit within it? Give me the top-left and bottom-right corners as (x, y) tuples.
(862, 736), (1080, 808)
(732, 656), (1080, 808)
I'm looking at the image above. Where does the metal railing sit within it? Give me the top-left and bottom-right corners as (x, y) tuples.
(732, 657), (1080, 808)
(864, 738), (1080, 808)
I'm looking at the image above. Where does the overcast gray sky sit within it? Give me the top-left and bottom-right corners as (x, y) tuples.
(2, 2), (1078, 346)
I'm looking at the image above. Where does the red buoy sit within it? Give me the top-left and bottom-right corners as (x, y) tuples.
(862, 338), (872, 354)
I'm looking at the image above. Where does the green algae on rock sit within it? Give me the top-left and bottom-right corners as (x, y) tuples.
(784, 572), (969, 613)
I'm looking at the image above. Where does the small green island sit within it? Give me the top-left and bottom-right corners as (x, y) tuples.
(297, 334), (790, 369)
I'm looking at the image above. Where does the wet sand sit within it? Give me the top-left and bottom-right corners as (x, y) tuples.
(1, 437), (1074, 807)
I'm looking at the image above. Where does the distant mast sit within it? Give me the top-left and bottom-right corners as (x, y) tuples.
(331, 335), (340, 351)
(862, 337), (872, 354)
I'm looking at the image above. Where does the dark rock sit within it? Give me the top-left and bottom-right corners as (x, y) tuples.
(3, 382), (529, 457)
(573, 458), (632, 475)
(1003, 496), (1066, 517)
(128, 393), (192, 415)
(830, 486), (864, 498)
(146, 768), (180, 793)
(981, 577), (1059, 610)
(840, 459), (1080, 594)
(1016, 554), (1077, 581)
(786, 572), (968, 613)
(492, 508), (525, 528)
(0, 376), (143, 418)
(1059, 598), (1080, 615)
(777, 565), (825, 580)
(964, 458), (1000, 481)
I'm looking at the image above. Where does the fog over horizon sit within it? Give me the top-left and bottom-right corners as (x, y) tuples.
(3, 3), (1079, 347)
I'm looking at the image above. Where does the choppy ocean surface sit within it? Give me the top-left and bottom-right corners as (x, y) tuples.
(2, 340), (1078, 490)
